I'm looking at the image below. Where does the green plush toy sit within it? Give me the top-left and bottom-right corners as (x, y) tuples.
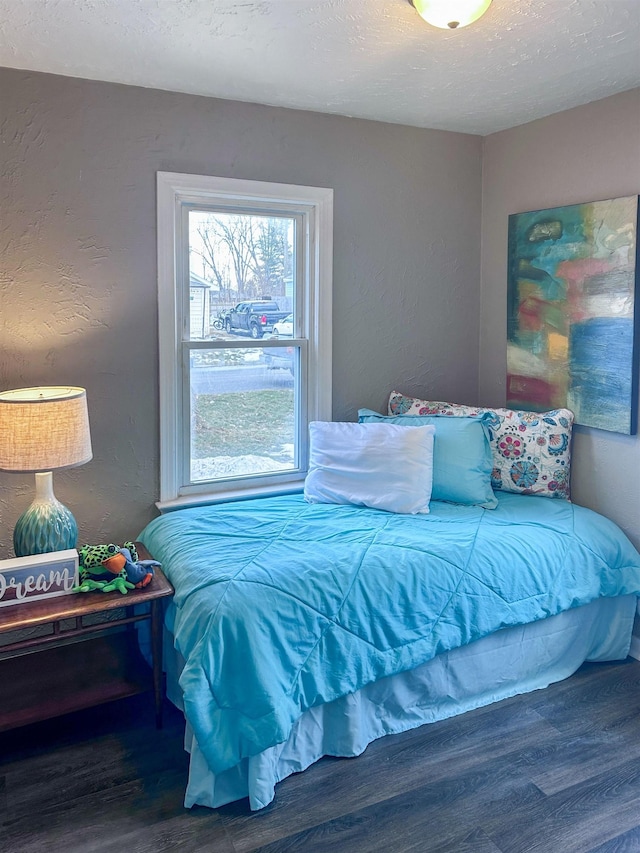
(74, 542), (139, 595)
(74, 575), (135, 594)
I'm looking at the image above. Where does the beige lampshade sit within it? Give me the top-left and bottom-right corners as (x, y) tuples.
(0, 386), (93, 473)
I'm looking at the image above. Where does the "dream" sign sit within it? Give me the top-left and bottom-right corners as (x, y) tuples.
(0, 550), (79, 607)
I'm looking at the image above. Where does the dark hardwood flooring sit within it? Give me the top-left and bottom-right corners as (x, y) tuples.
(2, 658), (640, 852)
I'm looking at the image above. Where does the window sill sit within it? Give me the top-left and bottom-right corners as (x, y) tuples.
(156, 480), (305, 514)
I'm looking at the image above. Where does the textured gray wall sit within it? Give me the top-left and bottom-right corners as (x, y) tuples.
(480, 89), (640, 548)
(0, 68), (483, 551)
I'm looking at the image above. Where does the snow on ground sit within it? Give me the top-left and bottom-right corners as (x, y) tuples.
(192, 452), (294, 480)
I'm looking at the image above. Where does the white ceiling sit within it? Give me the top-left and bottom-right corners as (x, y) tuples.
(1, 0), (639, 135)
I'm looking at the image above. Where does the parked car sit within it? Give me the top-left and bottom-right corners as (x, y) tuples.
(223, 300), (289, 339)
(271, 313), (293, 339)
(265, 312), (295, 373)
(265, 344), (294, 373)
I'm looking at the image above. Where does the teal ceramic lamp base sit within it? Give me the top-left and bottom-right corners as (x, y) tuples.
(13, 472), (78, 557)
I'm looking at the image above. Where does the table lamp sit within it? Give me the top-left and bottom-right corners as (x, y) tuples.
(0, 386), (92, 557)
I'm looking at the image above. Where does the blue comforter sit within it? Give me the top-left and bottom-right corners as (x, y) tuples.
(138, 493), (640, 775)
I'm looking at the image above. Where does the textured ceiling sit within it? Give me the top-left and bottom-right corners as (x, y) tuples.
(1, 0), (639, 135)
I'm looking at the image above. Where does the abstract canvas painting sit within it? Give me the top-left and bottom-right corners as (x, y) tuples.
(507, 196), (639, 434)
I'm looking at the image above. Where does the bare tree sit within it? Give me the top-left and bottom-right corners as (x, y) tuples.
(252, 218), (291, 297)
(191, 212), (293, 302)
(193, 225), (232, 300)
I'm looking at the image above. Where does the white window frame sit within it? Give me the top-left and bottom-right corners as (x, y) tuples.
(156, 172), (333, 509)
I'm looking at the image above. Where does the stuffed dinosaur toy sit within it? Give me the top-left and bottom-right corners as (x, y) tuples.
(74, 542), (161, 594)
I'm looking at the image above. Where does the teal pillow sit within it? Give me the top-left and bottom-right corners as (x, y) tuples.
(358, 409), (497, 509)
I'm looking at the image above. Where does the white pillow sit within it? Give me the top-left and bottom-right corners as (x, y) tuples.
(304, 421), (435, 514)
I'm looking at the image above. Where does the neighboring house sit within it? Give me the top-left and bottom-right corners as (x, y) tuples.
(189, 272), (212, 339)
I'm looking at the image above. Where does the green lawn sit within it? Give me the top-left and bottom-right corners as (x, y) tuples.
(193, 389), (295, 458)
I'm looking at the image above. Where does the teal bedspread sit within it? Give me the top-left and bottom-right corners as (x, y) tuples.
(138, 493), (640, 775)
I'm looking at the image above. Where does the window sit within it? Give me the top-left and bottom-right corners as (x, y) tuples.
(157, 172), (333, 507)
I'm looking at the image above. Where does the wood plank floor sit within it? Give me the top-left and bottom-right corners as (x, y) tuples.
(2, 658), (640, 852)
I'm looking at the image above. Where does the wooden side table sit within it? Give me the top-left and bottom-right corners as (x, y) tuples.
(0, 562), (173, 732)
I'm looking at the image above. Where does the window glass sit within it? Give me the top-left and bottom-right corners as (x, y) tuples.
(188, 346), (299, 483)
(188, 211), (296, 342)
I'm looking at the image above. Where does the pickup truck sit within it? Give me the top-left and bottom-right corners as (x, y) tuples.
(223, 300), (290, 339)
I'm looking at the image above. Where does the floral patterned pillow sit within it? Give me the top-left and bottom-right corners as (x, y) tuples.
(388, 391), (574, 500)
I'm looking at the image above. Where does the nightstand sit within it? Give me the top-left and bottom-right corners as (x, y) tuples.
(0, 559), (173, 731)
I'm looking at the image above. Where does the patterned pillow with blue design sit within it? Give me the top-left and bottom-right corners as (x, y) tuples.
(388, 391), (574, 500)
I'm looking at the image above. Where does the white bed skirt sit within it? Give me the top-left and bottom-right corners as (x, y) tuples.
(161, 595), (636, 811)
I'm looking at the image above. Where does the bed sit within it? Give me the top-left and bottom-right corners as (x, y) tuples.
(138, 489), (640, 811)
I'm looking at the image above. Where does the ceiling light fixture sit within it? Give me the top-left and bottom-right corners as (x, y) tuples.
(410, 0), (493, 29)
